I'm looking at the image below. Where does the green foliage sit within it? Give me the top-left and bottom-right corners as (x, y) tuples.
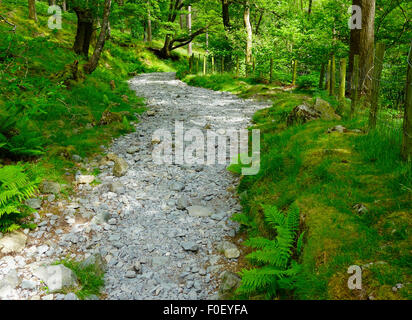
(57, 259), (105, 300)
(236, 205), (302, 299)
(0, 165), (39, 233)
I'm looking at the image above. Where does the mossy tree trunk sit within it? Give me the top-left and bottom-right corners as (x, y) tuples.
(83, 0), (112, 74)
(359, 0), (375, 99)
(368, 43), (385, 130)
(73, 7), (94, 58)
(28, 0), (37, 23)
(401, 41), (412, 161)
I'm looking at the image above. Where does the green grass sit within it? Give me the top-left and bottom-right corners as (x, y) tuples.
(54, 259), (105, 300)
(187, 72), (412, 300)
(0, 0), (187, 232)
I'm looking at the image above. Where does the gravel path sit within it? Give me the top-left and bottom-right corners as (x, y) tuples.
(0, 72), (270, 300)
(97, 73), (270, 299)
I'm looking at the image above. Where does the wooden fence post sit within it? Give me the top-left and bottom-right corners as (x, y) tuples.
(369, 43), (386, 130)
(326, 60), (331, 91)
(292, 60), (298, 86)
(189, 55), (193, 73)
(329, 55), (335, 96)
(319, 63), (325, 89)
(401, 40), (412, 161)
(211, 55), (215, 74)
(236, 56), (240, 78)
(350, 54), (360, 118)
(270, 58), (274, 83)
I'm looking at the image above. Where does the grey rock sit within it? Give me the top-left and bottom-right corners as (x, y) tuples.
(33, 264), (78, 293)
(109, 182), (125, 194)
(218, 271), (241, 300)
(176, 196), (189, 210)
(21, 280), (37, 290)
(40, 181), (61, 194)
(25, 198), (42, 210)
(181, 241), (199, 252)
(170, 181), (185, 192)
(151, 256), (169, 267)
(187, 205), (214, 217)
(79, 253), (107, 273)
(64, 293), (78, 300)
(0, 231), (27, 254)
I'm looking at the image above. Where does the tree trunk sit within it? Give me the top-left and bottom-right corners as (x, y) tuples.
(73, 8), (94, 58)
(160, 34), (172, 58)
(244, 1), (252, 66)
(147, 4), (152, 44)
(28, 0), (37, 22)
(402, 40), (412, 161)
(83, 0), (112, 74)
(359, 0), (376, 99)
(308, 0), (313, 15)
(348, 0), (361, 93)
(187, 5), (192, 56)
(221, 0), (230, 30)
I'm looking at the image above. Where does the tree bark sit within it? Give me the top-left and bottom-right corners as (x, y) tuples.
(359, 0), (376, 98)
(348, 0), (361, 93)
(147, 3), (152, 44)
(244, 0), (252, 66)
(187, 5), (192, 56)
(83, 0), (112, 74)
(73, 8), (94, 58)
(402, 40), (412, 161)
(28, 0), (37, 22)
(221, 0), (230, 30)
(308, 0), (313, 15)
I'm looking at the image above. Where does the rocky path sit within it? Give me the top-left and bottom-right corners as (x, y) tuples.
(0, 72), (270, 300)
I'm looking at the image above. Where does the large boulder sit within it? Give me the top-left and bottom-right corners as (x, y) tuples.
(313, 98), (341, 121)
(33, 264), (78, 293)
(287, 104), (321, 126)
(287, 98), (341, 126)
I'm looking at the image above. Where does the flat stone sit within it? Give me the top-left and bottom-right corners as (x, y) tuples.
(25, 198), (42, 209)
(187, 205), (214, 217)
(0, 231), (27, 254)
(181, 241), (199, 252)
(77, 175), (95, 184)
(109, 182), (125, 194)
(40, 181), (61, 194)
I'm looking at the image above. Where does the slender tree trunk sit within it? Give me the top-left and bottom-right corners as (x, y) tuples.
(308, 0), (313, 15)
(147, 4), (152, 44)
(187, 5), (192, 56)
(83, 0), (112, 74)
(28, 0), (37, 22)
(348, 0), (361, 93)
(244, 1), (253, 66)
(62, 0), (67, 11)
(359, 0), (376, 98)
(402, 40), (412, 161)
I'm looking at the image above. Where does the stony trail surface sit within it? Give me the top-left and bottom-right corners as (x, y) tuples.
(0, 72), (270, 300)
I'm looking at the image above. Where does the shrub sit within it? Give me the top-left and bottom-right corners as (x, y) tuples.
(235, 205), (304, 299)
(0, 165), (39, 233)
